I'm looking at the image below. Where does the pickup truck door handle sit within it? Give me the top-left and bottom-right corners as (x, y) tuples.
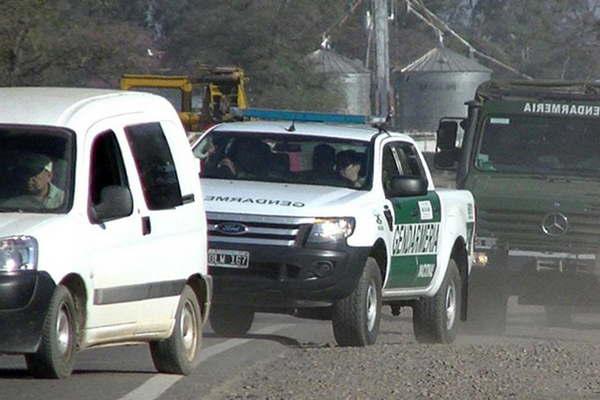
(182, 193), (195, 204)
(411, 208), (420, 218)
(142, 216), (152, 236)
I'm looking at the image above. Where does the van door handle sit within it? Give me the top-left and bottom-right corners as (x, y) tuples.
(142, 216), (151, 236)
(182, 193), (195, 204)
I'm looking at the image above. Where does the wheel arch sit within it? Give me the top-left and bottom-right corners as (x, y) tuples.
(187, 274), (211, 324)
(59, 273), (87, 348)
(369, 238), (388, 285)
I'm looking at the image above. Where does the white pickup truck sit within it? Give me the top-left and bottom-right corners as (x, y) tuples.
(193, 119), (475, 346)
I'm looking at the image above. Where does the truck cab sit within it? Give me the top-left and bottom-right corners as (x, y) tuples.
(435, 80), (600, 330)
(194, 118), (475, 346)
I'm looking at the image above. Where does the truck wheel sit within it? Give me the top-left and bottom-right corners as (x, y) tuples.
(25, 285), (77, 379)
(332, 257), (382, 347)
(150, 285), (202, 375)
(413, 259), (461, 344)
(209, 305), (254, 337)
(545, 305), (573, 327)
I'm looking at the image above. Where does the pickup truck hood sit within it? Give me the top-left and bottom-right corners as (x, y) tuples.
(0, 213), (57, 237)
(201, 179), (368, 217)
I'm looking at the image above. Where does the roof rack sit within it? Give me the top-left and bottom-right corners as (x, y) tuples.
(231, 107), (371, 125)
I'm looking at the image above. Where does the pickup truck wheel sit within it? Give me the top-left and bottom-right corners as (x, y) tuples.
(209, 305), (254, 337)
(150, 285), (202, 375)
(25, 285), (77, 379)
(332, 257), (382, 347)
(413, 259), (461, 344)
(545, 305), (573, 327)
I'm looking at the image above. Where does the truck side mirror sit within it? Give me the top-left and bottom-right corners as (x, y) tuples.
(387, 176), (428, 198)
(437, 120), (458, 151)
(435, 119), (462, 170)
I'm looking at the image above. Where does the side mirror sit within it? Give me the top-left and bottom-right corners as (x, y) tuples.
(92, 185), (133, 223)
(437, 120), (458, 151)
(387, 176), (428, 198)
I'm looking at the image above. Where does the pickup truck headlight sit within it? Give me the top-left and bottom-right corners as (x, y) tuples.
(0, 236), (38, 272)
(307, 218), (355, 244)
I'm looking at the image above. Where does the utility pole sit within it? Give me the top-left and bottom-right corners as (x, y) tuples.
(373, 0), (390, 118)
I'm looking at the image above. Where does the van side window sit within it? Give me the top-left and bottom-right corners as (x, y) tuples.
(89, 130), (131, 209)
(382, 144), (402, 195)
(125, 122), (183, 210)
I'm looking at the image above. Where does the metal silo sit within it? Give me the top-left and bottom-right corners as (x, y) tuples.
(393, 46), (492, 131)
(306, 48), (371, 115)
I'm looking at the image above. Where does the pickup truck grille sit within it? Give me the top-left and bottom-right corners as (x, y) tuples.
(478, 208), (600, 253)
(207, 212), (314, 247)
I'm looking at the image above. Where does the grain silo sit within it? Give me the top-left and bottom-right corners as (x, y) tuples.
(306, 48), (371, 115)
(393, 46), (492, 132)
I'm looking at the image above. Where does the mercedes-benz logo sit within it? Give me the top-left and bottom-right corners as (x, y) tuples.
(541, 212), (569, 236)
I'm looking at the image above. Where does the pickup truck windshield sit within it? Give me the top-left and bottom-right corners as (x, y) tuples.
(194, 131), (371, 189)
(0, 127), (73, 213)
(475, 115), (600, 176)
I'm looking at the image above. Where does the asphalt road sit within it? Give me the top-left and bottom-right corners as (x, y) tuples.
(2, 299), (600, 400)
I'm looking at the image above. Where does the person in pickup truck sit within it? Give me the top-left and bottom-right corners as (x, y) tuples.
(336, 150), (365, 189)
(1, 153), (65, 209)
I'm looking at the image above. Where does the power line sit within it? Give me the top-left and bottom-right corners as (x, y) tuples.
(406, 0), (533, 80)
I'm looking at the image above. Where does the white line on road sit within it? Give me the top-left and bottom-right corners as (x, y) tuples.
(117, 323), (294, 400)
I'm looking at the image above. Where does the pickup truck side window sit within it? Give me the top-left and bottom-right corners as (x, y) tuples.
(382, 142), (426, 195)
(125, 122), (183, 210)
(89, 130), (131, 212)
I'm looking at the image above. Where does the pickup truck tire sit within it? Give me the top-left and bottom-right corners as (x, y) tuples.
(545, 305), (573, 327)
(209, 304), (254, 337)
(150, 285), (201, 375)
(25, 285), (77, 379)
(332, 257), (382, 347)
(413, 259), (461, 344)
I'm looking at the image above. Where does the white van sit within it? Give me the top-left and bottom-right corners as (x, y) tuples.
(0, 88), (211, 378)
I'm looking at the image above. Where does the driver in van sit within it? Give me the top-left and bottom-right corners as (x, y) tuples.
(1, 153), (65, 209)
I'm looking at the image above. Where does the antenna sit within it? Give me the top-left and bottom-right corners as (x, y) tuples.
(286, 121), (296, 132)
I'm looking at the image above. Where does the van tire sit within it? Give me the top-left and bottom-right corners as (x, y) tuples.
(413, 259), (461, 344)
(150, 285), (202, 375)
(209, 305), (254, 337)
(25, 285), (77, 379)
(332, 257), (382, 347)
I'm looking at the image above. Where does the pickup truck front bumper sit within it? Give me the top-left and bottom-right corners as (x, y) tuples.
(0, 271), (55, 354)
(209, 242), (371, 309)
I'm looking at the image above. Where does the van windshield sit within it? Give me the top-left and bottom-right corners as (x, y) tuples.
(0, 127), (74, 213)
(193, 131), (372, 190)
(475, 115), (600, 176)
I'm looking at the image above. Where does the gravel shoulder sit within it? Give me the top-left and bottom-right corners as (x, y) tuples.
(208, 301), (600, 400)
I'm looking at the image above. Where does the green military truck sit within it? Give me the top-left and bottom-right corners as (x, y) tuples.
(435, 80), (600, 331)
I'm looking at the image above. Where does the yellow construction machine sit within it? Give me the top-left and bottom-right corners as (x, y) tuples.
(120, 66), (248, 133)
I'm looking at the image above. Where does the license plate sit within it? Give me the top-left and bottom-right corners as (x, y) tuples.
(208, 249), (249, 269)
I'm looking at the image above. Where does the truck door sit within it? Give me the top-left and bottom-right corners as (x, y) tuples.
(382, 141), (441, 289)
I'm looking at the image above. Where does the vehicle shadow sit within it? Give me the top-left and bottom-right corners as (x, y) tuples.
(0, 369), (33, 379)
(204, 332), (302, 347)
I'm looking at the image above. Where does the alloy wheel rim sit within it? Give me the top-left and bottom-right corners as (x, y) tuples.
(445, 281), (456, 331)
(366, 283), (377, 332)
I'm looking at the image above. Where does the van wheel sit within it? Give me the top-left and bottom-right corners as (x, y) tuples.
(150, 285), (202, 375)
(332, 257), (382, 347)
(413, 259), (461, 344)
(209, 305), (254, 337)
(25, 285), (77, 379)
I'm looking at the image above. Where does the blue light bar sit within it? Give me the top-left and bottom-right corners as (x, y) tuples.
(232, 107), (370, 125)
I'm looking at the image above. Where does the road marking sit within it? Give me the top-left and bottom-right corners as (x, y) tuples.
(117, 323), (294, 400)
